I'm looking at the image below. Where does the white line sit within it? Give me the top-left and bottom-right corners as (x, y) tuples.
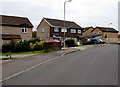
(1, 48), (87, 82)
(1, 56), (62, 82)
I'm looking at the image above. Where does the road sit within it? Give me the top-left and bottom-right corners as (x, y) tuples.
(2, 45), (118, 85)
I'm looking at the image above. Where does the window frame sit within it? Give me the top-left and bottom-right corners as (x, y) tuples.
(61, 28), (67, 32)
(98, 31), (102, 34)
(54, 27), (59, 32)
(41, 28), (45, 33)
(21, 28), (27, 33)
(71, 29), (76, 33)
(78, 30), (81, 34)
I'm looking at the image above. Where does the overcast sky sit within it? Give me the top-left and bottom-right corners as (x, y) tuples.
(0, 0), (119, 31)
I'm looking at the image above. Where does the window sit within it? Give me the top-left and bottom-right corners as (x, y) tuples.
(21, 28), (27, 33)
(54, 28), (59, 32)
(61, 28), (67, 32)
(78, 30), (81, 34)
(98, 31), (102, 34)
(93, 32), (96, 35)
(41, 28), (45, 33)
(71, 29), (76, 33)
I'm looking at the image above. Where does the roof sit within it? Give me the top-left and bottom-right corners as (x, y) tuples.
(44, 18), (81, 29)
(83, 26), (93, 32)
(96, 27), (118, 33)
(0, 15), (33, 28)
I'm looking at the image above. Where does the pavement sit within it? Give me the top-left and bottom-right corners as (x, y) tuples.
(1, 44), (106, 82)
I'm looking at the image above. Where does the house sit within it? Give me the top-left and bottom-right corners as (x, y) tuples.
(32, 31), (37, 38)
(37, 17), (83, 43)
(83, 27), (94, 37)
(118, 34), (120, 41)
(0, 15), (33, 47)
(83, 26), (119, 43)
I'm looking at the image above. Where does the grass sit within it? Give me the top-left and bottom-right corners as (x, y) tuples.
(0, 51), (45, 56)
(0, 58), (18, 60)
(79, 44), (92, 46)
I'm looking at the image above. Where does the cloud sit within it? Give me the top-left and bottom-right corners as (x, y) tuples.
(0, 0), (119, 30)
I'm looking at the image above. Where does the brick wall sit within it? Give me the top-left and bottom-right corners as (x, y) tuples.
(0, 26), (32, 47)
(37, 19), (50, 40)
(1, 26), (32, 40)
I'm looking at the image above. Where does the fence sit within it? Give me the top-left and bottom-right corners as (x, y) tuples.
(43, 42), (61, 51)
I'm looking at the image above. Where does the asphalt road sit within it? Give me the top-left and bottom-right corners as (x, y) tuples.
(2, 45), (118, 85)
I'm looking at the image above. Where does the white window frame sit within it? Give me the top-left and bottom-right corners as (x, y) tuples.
(61, 28), (67, 32)
(78, 30), (81, 34)
(21, 28), (27, 33)
(54, 27), (59, 32)
(98, 31), (102, 34)
(93, 32), (96, 35)
(71, 29), (76, 33)
(41, 28), (45, 33)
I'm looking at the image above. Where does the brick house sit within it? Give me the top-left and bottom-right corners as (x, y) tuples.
(83, 27), (94, 37)
(37, 17), (83, 43)
(83, 26), (119, 43)
(0, 15), (33, 47)
(118, 34), (120, 41)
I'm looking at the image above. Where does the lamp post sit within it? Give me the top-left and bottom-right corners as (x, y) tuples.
(107, 23), (112, 44)
(63, 0), (72, 48)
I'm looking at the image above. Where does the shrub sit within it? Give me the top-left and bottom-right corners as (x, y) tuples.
(29, 41), (45, 52)
(14, 38), (43, 53)
(14, 40), (30, 52)
(75, 42), (79, 46)
(2, 43), (11, 53)
(2, 39), (16, 53)
(65, 39), (75, 47)
(29, 38), (41, 44)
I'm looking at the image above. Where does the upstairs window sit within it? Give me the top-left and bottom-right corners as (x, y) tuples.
(93, 32), (97, 35)
(54, 28), (59, 32)
(78, 30), (81, 34)
(98, 31), (102, 34)
(41, 28), (45, 33)
(61, 28), (67, 32)
(21, 28), (27, 33)
(71, 29), (76, 33)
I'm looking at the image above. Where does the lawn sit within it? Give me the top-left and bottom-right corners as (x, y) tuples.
(0, 51), (45, 56)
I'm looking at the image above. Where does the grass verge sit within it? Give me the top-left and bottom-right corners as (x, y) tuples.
(0, 51), (45, 56)
(79, 44), (92, 46)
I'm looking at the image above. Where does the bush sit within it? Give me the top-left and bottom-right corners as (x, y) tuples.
(29, 41), (45, 52)
(75, 42), (79, 46)
(65, 39), (75, 47)
(14, 38), (43, 53)
(14, 40), (30, 52)
(29, 38), (41, 44)
(2, 43), (11, 53)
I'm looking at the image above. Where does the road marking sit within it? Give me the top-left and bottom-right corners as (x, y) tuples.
(0, 55), (63, 82)
(0, 47), (87, 82)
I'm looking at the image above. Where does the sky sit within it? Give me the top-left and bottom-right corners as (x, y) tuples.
(0, 0), (119, 31)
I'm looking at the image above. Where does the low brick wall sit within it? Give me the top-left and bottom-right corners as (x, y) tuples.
(43, 42), (61, 51)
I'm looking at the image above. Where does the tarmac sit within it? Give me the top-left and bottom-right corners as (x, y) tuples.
(1, 44), (106, 82)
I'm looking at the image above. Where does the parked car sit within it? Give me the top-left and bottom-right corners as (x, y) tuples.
(118, 41), (120, 45)
(46, 39), (64, 47)
(85, 38), (105, 45)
